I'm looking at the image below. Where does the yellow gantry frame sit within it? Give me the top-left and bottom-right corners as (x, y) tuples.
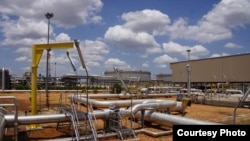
(31, 42), (73, 116)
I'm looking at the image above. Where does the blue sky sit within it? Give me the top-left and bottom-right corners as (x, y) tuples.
(0, 0), (250, 78)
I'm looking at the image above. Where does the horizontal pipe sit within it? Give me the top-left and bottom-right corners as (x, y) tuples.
(5, 114), (70, 127)
(35, 129), (173, 141)
(0, 112), (5, 141)
(135, 110), (223, 127)
(5, 108), (221, 128)
(78, 93), (176, 99)
(135, 129), (173, 137)
(71, 95), (177, 108)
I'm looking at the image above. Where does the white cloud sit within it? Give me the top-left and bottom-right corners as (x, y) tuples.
(162, 41), (209, 59)
(0, 17), (48, 46)
(167, 0), (250, 43)
(0, 0), (103, 28)
(65, 39), (109, 70)
(153, 54), (178, 64)
(15, 56), (27, 62)
(122, 9), (171, 35)
(105, 25), (160, 50)
(142, 62), (149, 68)
(0, 0), (103, 47)
(104, 58), (131, 70)
(224, 42), (242, 49)
(210, 53), (230, 58)
(55, 33), (71, 42)
(153, 54), (178, 68)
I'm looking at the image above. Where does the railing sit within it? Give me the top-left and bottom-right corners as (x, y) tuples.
(0, 96), (18, 141)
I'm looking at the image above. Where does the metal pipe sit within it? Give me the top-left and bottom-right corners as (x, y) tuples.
(121, 101), (177, 116)
(135, 110), (222, 127)
(33, 129), (173, 141)
(78, 93), (177, 99)
(71, 95), (178, 108)
(0, 112), (5, 141)
(5, 102), (220, 128)
(72, 96), (183, 114)
(135, 129), (173, 137)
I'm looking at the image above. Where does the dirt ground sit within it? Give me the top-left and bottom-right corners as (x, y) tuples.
(1, 91), (250, 141)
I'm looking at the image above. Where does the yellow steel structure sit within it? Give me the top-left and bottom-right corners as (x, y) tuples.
(31, 42), (73, 117)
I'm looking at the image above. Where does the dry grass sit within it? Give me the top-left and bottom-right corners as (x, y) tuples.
(1, 91), (250, 141)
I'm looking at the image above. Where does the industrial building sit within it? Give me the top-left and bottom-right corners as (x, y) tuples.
(170, 53), (250, 92)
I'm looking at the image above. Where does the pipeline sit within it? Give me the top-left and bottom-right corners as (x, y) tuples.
(71, 95), (180, 109)
(134, 110), (222, 127)
(78, 93), (177, 99)
(4, 102), (221, 127)
(37, 129), (173, 141)
(0, 112), (5, 141)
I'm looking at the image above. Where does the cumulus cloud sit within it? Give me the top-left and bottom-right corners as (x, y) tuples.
(0, 0), (103, 28)
(224, 42), (242, 49)
(153, 54), (178, 68)
(104, 9), (164, 55)
(105, 25), (160, 50)
(167, 0), (250, 43)
(104, 58), (131, 70)
(142, 62), (149, 68)
(0, 0), (103, 46)
(65, 39), (109, 70)
(55, 33), (71, 42)
(122, 9), (171, 34)
(15, 56), (27, 62)
(162, 41), (209, 59)
(210, 53), (230, 58)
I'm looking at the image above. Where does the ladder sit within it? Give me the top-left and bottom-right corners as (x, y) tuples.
(71, 97), (98, 141)
(57, 96), (98, 141)
(108, 110), (137, 141)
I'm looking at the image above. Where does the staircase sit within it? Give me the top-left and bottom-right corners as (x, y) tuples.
(57, 96), (98, 141)
(107, 109), (138, 141)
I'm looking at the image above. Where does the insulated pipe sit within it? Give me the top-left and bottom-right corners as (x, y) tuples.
(134, 110), (222, 127)
(4, 114), (70, 127)
(78, 93), (176, 99)
(120, 101), (177, 116)
(71, 95), (177, 108)
(30, 129), (173, 141)
(71, 96), (183, 114)
(0, 112), (5, 141)
(4, 105), (221, 128)
(135, 129), (173, 137)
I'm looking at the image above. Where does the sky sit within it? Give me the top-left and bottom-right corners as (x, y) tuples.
(0, 0), (250, 78)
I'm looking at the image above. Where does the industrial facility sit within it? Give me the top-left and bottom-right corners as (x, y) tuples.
(170, 53), (250, 92)
(0, 41), (250, 141)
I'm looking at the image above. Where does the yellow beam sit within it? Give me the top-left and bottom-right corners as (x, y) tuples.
(31, 42), (73, 116)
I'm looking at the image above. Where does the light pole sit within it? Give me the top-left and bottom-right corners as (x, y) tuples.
(186, 49), (191, 95)
(54, 62), (56, 78)
(45, 12), (53, 109)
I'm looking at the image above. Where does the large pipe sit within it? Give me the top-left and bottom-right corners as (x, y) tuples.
(71, 95), (178, 108)
(78, 93), (176, 99)
(0, 112), (5, 141)
(134, 110), (222, 127)
(31, 129), (173, 141)
(72, 96), (184, 114)
(4, 103), (221, 128)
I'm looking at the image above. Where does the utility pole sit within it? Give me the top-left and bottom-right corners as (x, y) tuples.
(45, 12), (53, 109)
(186, 49), (191, 95)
